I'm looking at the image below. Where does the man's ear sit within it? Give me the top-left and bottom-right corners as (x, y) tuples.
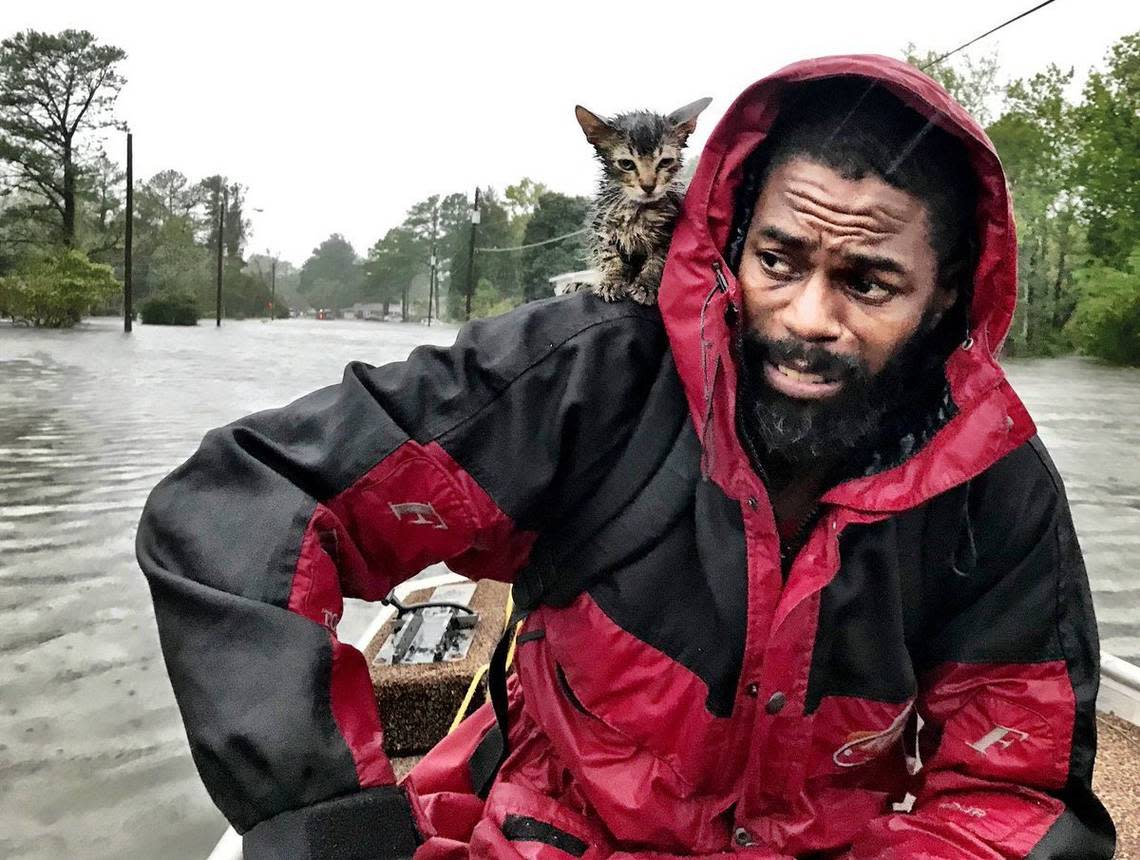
(926, 286), (959, 331)
(575, 106), (614, 147)
(935, 285), (958, 317)
(668, 97), (713, 144)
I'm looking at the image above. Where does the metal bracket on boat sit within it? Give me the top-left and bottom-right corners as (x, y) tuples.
(374, 582), (480, 665)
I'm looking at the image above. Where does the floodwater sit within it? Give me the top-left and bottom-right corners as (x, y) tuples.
(1, 317), (1138, 859)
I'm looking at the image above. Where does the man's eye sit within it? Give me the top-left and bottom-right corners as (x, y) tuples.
(617, 159), (636, 171)
(758, 251), (793, 276)
(847, 278), (893, 302)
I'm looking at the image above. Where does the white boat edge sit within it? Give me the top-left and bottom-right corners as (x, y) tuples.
(205, 581), (1140, 860)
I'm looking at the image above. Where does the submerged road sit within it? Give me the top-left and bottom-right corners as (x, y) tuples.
(1, 317), (1137, 858)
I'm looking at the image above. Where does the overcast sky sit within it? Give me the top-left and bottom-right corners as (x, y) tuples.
(5, 1), (1137, 264)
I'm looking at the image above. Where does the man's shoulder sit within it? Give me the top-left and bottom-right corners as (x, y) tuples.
(965, 435), (1067, 563)
(978, 435), (1066, 506)
(455, 291), (669, 380)
(477, 291), (665, 346)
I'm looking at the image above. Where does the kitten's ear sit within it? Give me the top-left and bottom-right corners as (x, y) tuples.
(668, 97), (713, 143)
(575, 105), (615, 147)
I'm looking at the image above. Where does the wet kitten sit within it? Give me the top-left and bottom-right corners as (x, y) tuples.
(574, 98), (711, 305)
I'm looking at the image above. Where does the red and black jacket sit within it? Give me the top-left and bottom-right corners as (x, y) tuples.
(137, 55), (1115, 859)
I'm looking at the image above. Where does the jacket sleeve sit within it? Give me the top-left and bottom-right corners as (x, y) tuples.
(846, 438), (1116, 859)
(135, 296), (666, 856)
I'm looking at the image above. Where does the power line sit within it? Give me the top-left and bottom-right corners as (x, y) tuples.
(920, 0), (1061, 71)
(476, 228), (588, 254)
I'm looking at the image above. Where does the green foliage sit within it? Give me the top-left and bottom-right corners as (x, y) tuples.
(140, 290), (200, 326)
(364, 224), (423, 317)
(987, 64), (1083, 355)
(1066, 250), (1140, 365)
(469, 277), (515, 319)
(0, 250), (118, 327)
(504, 179), (549, 221)
(521, 192), (589, 301)
(904, 43), (1001, 125)
(1074, 33), (1140, 269)
(300, 234), (361, 310)
(0, 30), (127, 246)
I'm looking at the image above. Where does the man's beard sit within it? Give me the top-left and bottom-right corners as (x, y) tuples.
(737, 309), (950, 469)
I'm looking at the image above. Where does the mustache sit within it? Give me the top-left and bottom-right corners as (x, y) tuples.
(740, 331), (867, 385)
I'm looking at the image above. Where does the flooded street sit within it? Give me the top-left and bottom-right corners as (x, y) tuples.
(0, 318), (460, 859)
(1, 318), (1138, 859)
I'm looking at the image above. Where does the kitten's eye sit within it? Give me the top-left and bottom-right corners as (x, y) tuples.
(657, 158), (676, 169)
(616, 159), (636, 171)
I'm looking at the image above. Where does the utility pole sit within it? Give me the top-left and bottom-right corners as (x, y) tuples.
(427, 200), (439, 326)
(123, 132), (133, 333)
(270, 255), (277, 321)
(215, 184), (227, 327)
(464, 186), (480, 321)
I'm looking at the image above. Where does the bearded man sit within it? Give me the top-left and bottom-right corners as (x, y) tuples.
(138, 56), (1116, 858)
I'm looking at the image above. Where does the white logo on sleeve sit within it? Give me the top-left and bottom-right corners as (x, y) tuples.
(968, 725), (1030, 755)
(389, 502), (448, 529)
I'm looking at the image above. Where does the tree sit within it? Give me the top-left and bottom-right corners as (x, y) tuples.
(521, 191), (589, 301)
(0, 30), (126, 246)
(436, 191), (474, 320)
(144, 169), (202, 223)
(503, 177), (549, 247)
(1074, 32), (1140, 269)
(247, 254), (304, 315)
(146, 216), (213, 304)
(988, 64), (1082, 353)
(1066, 249), (1140, 365)
(448, 188), (515, 318)
(196, 175), (248, 262)
(904, 43), (1001, 125)
(82, 150), (124, 255)
(300, 233), (361, 310)
(0, 249), (118, 327)
(364, 224), (423, 318)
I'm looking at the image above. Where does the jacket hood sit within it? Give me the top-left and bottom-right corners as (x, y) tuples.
(658, 54), (1035, 513)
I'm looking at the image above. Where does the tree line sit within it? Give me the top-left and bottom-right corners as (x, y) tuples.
(908, 34), (1140, 362)
(301, 179), (590, 322)
(1, 27), (1137, 364)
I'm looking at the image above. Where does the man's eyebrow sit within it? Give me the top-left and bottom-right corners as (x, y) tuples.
(841, 251), (908, 276)
(758, 225), (814, 250)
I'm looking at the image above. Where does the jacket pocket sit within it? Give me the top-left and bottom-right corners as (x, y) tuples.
(473, 780), (611, 860)
(555, 662), (597, 720)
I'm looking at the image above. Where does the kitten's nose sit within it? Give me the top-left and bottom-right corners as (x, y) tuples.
(640, 182), (656, 194)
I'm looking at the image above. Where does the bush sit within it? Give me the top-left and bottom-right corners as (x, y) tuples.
(140, 290), (200, 325)
(1066, 251), (1140, 366)
(0, 251), (120, 328)
(469, 278), (519, 320)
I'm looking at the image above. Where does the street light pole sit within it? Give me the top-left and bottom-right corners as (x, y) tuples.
(464, 187), (480, 321)
(124, 132), (133, 333)
(427, 201), (439, 326)
(215, 185), (227, 327)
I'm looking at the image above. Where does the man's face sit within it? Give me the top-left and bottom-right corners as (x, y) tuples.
(736, 157), (958, 463)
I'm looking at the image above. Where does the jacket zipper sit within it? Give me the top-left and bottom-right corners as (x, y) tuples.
(716, 259), (825, 567)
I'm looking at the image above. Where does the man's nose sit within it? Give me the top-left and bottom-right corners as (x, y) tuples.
(782, 273), (842, 342)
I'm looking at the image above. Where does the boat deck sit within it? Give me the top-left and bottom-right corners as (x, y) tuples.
(1096, 713), (1140, 858)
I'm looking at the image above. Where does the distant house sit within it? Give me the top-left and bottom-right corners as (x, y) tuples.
(549, 269), (600, 296)
(347, 301), (402, 320)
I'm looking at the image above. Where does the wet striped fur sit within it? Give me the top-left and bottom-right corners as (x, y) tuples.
(574, 98), (711, 305)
